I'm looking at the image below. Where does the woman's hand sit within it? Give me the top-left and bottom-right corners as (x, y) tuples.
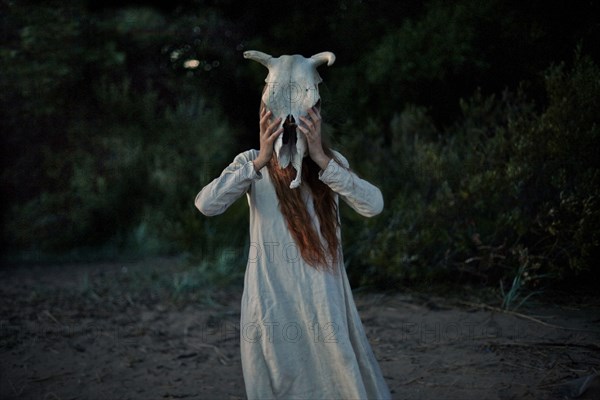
(298, 106), (331, 170)
(253, 105), (283, 172)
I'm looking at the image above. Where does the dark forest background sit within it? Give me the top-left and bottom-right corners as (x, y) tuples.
(1, 0), (599, 296)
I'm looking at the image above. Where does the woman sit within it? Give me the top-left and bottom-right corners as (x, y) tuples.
(195, 101), (391, 399)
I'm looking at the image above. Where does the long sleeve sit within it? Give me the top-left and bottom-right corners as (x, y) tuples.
(318, 150), (384, 217)
(194, 149), (261, 216)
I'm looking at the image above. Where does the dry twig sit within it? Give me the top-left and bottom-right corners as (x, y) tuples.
(457, 300), (600, 333)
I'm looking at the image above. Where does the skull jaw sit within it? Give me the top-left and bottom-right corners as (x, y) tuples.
(274, 120), (307, 189)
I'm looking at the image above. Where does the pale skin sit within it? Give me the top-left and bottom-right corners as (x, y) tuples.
(252, 105), (332, 172)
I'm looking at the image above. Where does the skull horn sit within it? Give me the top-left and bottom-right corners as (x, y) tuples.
(243, 50), (273, 68)
(310, 51), (336, 67)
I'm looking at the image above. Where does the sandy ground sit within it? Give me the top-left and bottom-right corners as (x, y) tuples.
(1, 257), (599, 400)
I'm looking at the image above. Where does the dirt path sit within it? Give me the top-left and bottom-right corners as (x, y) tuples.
(1, 258), (599, 399)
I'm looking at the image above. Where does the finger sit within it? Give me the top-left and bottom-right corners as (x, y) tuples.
(259, 105), (268, 121)
(260, 110), (272, 128)
(307, 107), (320, 123)
(268, 117), (282, 132)
(299, 115), (313, 129)
(314, 106), (322, 119)
(297, 124), (311, 138)
(260, 108), (270, 122)
(268, 126), (284, 142)
(259, 112), (269, 126)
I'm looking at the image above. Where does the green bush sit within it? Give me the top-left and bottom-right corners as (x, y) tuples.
(4, 75), (242, 259)
(340, 52), (599, 289)
(1, 3), (247, 262)
(2, 2), (598, 294)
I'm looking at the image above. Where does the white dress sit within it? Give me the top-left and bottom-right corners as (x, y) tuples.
(195, 149), (392, 400)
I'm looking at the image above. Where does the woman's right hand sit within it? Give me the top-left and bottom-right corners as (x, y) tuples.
(253, 105), (283, 172)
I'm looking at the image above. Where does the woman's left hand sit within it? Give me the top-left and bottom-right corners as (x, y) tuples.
(298, 106), (331, 170)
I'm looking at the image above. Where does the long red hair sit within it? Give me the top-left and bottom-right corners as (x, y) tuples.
(261, 102), (342, 272)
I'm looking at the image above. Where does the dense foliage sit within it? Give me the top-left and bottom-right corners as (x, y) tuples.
(343, 54), (599, 290)
(1, 0), (598, 290)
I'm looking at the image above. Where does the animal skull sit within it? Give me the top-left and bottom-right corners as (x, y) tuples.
(244, 50), (336, 189)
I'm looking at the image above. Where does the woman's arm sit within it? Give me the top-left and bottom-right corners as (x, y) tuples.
(298, 106), (383, 217)
(318, 151), (384, 218)
(195, 105), (282, 217)
(194, 150), (261, 217)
